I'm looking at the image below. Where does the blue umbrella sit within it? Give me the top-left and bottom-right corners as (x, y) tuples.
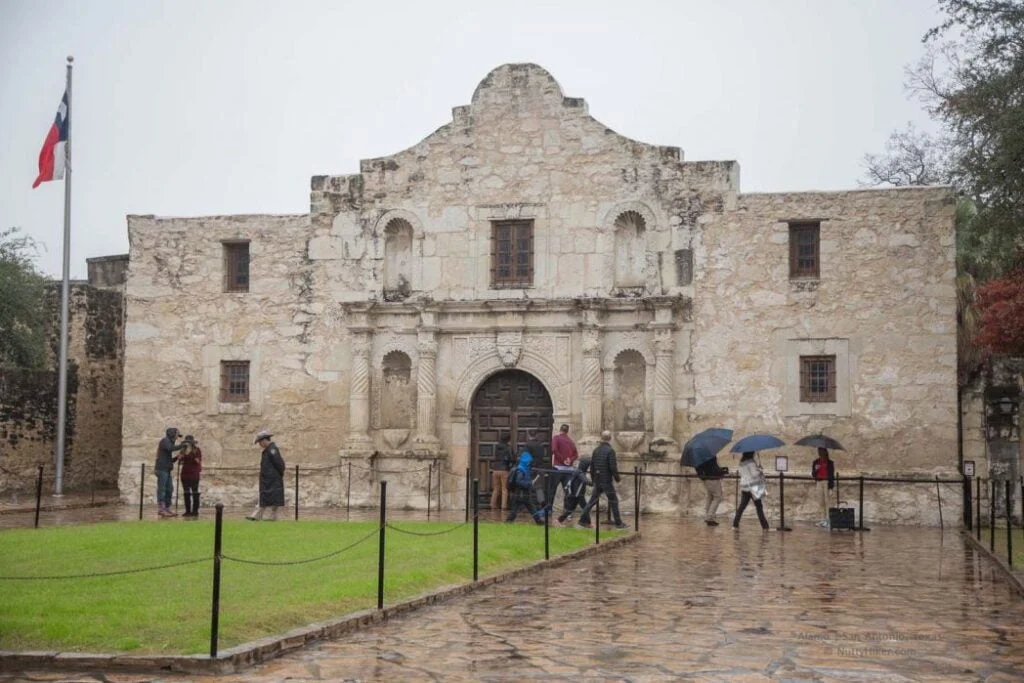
(681, 428), (733, 468)
(729, 434), (786, 453)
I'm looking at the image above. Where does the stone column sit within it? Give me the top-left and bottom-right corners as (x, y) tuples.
(347, 332), (373, 448)
(652, 331), (675, 442)
(414, 331), (439, 445)
(581, 328), (604, 441)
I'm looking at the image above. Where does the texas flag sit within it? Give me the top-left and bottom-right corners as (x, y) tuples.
(32, 90), (69, 188)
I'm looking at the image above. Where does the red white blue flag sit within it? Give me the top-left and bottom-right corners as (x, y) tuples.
(32, 90), (69, 188)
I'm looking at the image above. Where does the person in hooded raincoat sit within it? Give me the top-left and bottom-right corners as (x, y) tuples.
(246, 430), (285, 521)
(154, 427), (185, 518)
(505, 447), (544, 524)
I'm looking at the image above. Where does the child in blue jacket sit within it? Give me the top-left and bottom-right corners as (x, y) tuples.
(505, 449), (544, 524)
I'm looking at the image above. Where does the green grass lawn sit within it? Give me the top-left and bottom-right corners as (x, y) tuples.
(981, 528), (1024, 569)
(0, 519), (616, 655)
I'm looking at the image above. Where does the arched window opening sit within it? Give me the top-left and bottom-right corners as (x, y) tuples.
(381, 351), (414, 428)
(613, 350), (646, 431)
(614, 211), (646, 288)
(383, 218), (414, 300)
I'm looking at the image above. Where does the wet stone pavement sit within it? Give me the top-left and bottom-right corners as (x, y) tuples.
(3, 510), (1024, 682)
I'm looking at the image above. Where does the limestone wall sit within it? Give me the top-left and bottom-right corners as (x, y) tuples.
(1, 280), (124, 495)
(118, 214), (351, 502)
(691, 188), (958, 481)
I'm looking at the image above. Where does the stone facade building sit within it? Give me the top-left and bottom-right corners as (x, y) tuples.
(118, 64), (959, 522)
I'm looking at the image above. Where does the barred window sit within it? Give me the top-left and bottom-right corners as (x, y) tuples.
(789, 222), (820, 279)
(220, 361), (250, 403)
(800, 355), (836, 403)
(223, 242), (250, 292)
(491, 220), (534, 287)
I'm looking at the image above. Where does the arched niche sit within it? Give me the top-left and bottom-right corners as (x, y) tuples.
(614, 210), (647, 288)
(383, 218), (414, 300)
(613, 349), (646, 431)
(380, 350), (414, 428)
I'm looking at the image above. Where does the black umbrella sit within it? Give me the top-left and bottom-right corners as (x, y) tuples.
(794, 435), (845, 451)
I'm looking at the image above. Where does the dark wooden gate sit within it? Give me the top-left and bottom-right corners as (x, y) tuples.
(471, 370), (553, 508)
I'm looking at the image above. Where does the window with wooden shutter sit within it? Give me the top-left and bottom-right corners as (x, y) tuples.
(220, 361), (250, 403)
(788, 222), (820, 279)
(223, 242), (250, 292)
(800, 355), (836, 403)
(491, 220), (534, 288)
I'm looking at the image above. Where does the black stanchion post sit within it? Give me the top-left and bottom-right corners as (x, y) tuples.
(377, 480), (387, 610)
(139, 463), (145, 520)
(472, 478), (479, 581)
(777, 472), (792, 532)
(465, 467), (470, 523)
(1006, 480), (1013, 567)
(294, 465), (299, 521)
(210, 503), (224, 658)
(91, 460), (96, 506)
(857, 475), (870, 532)
(595, 489), (601, 545)
(936, 475), (944, 531)
(963, 476), (972, 530)
(634, 467), (640, 532)
(1020, 476), (1024, 552)
(542, 472), (551, 559)
(990, 479), (996, 553)
(34, 465), (44, 529)
(976, 476), (982, 541)
(427, 462), (433, 521)
(174, 459), (180, 513)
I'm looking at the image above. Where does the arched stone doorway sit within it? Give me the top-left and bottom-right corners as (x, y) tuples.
(471, 370), (553, 507)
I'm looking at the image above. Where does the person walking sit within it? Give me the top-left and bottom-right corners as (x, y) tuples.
(155, 427), (185, 518)
(577, 431), (628, 530)
(548, 423), (579, 517)
(556, 457), (591, 525)
(490, 433), (513, 511)
(505, 446), (544, 524)
(179, 435), (202, 518)
(696, 454), (728, 526)
(732, 451), (769, 530)
(811, 447), (835, 528)
(246, 430), (285, 521)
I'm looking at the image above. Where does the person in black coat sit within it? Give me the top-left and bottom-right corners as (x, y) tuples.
(246, 430), (285, 521)
(577, 431), (628, 529)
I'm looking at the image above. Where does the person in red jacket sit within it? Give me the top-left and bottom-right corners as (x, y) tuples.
(179, 435), (203, 518)
(811, 448), (835, 528)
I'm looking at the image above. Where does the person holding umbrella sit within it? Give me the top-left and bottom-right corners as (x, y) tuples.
(682, 428), (732, 527)
(794, 435), (843, 529)
(733, 451), (769, 530)
(811, 447), (836, 528)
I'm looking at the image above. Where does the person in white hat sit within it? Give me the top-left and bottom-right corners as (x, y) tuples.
(246, 430), (285, 521)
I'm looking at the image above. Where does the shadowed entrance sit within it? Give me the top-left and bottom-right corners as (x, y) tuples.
(471, 370), (553, 508)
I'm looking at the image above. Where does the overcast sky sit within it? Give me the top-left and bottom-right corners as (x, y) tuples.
(1, 0), (941, 278)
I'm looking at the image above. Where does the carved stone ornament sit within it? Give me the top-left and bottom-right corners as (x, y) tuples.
(496, 331), (523, 368)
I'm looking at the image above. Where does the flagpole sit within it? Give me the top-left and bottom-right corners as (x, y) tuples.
(54, 55), (73, 496)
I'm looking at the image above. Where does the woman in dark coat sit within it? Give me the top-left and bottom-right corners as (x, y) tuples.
(246, 430), (285, 521)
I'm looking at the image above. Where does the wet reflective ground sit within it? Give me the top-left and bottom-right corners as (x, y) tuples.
(3, 511), (1023, 681)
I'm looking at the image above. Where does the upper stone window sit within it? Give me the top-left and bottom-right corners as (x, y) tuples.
(383, 218), (414, 300)
(614, 211), (646, 288)
(788, 222), (820, 279)
(491, 220), (533, 288)
(223, 241), (250, 292)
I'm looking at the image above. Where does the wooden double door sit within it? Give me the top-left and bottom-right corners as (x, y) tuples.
(471, 370), (553, 507)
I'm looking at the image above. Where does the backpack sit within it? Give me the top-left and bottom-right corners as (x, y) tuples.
(510, 467), (532, 490)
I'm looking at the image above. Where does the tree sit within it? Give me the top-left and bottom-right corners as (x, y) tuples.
(975, 268), (1024, 356)
(864, 0), (1024, 276)
(0, 228), (48, 368)
(861, 124), (953, 188)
